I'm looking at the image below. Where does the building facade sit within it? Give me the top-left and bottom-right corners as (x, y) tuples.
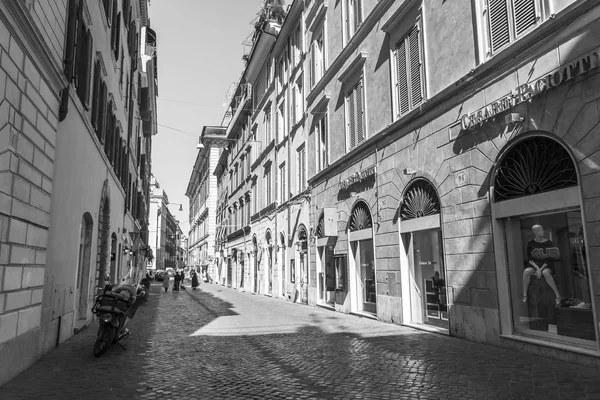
(186, 126), (226, 280)
(148, 174), (179, 271)
(305, 0), (600, 365)
(203, 0), (600, 365)
(0, 0), (159, 385)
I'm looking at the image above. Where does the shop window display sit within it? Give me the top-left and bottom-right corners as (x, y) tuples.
(506, 211), (595, 344)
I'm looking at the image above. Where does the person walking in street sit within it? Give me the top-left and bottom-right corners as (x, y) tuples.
(174, 272), (181, 291)
(162, 273), (171, 293)
(180, 270), (187, 290)
(191, 271), (199, 290)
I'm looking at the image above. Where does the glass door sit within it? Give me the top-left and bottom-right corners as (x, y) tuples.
(407, 229), (447, 327)
(359, 239), (376, 314)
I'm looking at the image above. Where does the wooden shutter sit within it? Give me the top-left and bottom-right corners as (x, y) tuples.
(84, 30), (93, 108)
(111, 1), (118, 48)
(396, 39), (409, 116)
(513, 0), (537, 36)
(356, 80), (365, 145)
(488, 0), (510, 52)
(409, 24), (423, 109)
(91, 60), (100, 130)
(115, 13), (121, 60)
(98, 82), (107, 143)
(348, 85), (356, 149)
(310, 42), (316, 87)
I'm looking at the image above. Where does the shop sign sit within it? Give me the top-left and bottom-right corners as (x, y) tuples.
(461, 48), (599, 130)
(340, 165), (377, 190)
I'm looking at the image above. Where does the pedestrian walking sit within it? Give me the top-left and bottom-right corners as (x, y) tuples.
(180, 270), (187, 290)
(174, 272), (181, 291)
(162, 273), (171, 292)
(191, 271), (199, 290)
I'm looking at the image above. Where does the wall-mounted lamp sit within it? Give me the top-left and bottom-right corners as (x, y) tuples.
(196, 138), (204, 149)
(403, 168), (417, 175)
(504, 113), (524, 124)
(123, 246), (130, 255)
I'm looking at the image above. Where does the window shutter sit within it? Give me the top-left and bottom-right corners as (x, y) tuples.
(115, 13), (121, 60)
(310, 43), (316, 87)
(91, 60), (100, 129)
(396, 39), (409, 116)
(488, 0), (510, 52)
(513, 0), (537, 36)
(98, 83), (107, 143)
(409, 25), (423, 109)
(348, 87), (356, 150)
(84, 30), (93, 108)
(111, 1), (118, 48)
(356, 80), (365, 145)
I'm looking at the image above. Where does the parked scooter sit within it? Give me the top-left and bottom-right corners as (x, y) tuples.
(91, 280), (145, 357)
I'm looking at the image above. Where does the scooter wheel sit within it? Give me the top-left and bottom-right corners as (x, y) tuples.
(93, 327), (113, 357)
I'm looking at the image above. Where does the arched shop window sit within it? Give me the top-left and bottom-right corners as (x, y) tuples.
(493, 135), (596, 346)
(400, 179), (440, 221)
(349, 201), (372, 231)
(494, 137), (578, 202)
(316, 213), (325, 238)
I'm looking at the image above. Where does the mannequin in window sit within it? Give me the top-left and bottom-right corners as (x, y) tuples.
(522, 224), (562, 305)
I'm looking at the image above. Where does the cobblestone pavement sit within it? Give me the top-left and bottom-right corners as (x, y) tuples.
(2, 281), (600, 400)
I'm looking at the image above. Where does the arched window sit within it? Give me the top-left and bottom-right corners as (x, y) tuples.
(349, 201), (372, 231)
(494, 136), (577, 202)
(400, 179), (440, 221)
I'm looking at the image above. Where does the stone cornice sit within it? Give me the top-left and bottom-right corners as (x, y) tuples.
(2, 1), (67, 97)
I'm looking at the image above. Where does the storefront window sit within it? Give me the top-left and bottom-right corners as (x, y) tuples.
(505, 210), (595, 344)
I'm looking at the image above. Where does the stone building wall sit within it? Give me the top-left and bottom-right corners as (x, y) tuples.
(0, 0), (66, 386)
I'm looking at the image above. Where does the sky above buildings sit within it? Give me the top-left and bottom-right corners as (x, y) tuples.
(149, 0), (266, 233)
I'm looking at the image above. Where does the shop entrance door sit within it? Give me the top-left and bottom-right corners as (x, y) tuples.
(317, 246), (336, 306)
(403, 229), (448, 328)
(351, 239), (376, 314)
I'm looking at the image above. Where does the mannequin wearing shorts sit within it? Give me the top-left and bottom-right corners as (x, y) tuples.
(522, 224), (562, 305)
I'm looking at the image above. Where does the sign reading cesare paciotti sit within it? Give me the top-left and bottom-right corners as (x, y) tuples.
(461, 47), (600, 131)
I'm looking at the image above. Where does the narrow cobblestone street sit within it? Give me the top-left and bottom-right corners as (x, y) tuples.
(2, 281), (600, 400)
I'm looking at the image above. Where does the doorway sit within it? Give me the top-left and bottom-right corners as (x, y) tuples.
(266, 230), (273, 295)
(77, 213), (93, 320)
(403, 229), (447, 328)
(348, 201), (376, 315)
(399, 178), (447, 330)
(110, 233), (117, 281)
(317, 245), (335, 306)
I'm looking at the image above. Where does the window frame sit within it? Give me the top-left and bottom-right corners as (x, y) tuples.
(279, 162), (287, 203)
(310, 22), (326, 89)
(315, 112), (329, 173)
(297, 145), (306, 193)
(478, 0), (544, 61)
(343, 0), (363, 46)
(344, 74), (367, 152)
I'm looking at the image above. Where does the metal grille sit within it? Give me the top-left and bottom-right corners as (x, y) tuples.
(488, 0), (510, 52)
(349, 202), (372, 231)
(494, 137), (578, 202)
(400, 179), (440, 221)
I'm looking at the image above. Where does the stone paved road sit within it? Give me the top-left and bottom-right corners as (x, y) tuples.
(2, 281), (600, 400)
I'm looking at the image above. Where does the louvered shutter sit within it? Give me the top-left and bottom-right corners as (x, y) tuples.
(348, 86), (356, 150)
(84, 30), (93, 108)
(115, 13), (121, 60)
(409, 25), (423, 109)
(356, 80), (365, 145)
(98, 83), (106, 143)
(513, 0), (537, 36)
(91, 60), (100, 130)
(396, 39), (409, 116)
(310, 43), (316, 87)
(488, 0), (510, 52)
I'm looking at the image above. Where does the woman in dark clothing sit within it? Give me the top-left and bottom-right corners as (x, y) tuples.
(191, 272), (199, 290)
(174, 272), (181, 291)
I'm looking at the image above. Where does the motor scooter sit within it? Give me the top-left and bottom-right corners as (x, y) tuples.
(91, 283), (145, 357)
